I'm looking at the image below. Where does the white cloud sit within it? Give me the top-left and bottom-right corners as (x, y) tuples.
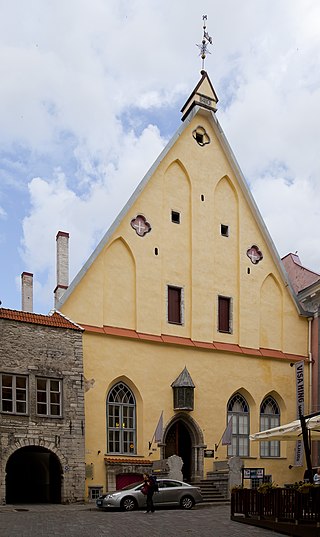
(1, 0), (320, 311)
(21, 123), (165, 310)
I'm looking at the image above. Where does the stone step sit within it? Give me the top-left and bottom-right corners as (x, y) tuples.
(191, 478), (228, 502)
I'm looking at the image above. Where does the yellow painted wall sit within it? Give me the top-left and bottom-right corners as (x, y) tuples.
(82, 333), (306, 490)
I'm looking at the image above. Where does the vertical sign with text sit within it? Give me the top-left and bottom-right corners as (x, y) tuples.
(294, 360), (305, 467)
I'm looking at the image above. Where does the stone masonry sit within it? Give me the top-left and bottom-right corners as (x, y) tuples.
(0, 309), (85, 504)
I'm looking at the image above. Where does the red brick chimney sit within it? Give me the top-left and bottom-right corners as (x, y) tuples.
(54, 231), (69, 308)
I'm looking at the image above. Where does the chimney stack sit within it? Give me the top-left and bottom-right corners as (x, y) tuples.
(54, 231), (69, 308)
(21, 272), (33, 312)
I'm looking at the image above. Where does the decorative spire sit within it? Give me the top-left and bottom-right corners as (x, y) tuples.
(196, 15), (213, 71)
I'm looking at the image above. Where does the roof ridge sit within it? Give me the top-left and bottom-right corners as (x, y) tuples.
(49, 309), (84, 330)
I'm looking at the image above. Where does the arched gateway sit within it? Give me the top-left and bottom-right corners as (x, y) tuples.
(6, 446), (62, 503)
(163, 413), (205, 482)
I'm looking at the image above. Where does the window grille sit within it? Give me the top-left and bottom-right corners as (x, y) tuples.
(107, 382), (136, 454)
(227, 393), (250, 457)
(260, 396), (280, 457)
(36, 378), (62, 417)
(0, 374), (28, 414)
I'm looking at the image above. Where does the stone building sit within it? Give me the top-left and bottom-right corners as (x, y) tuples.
(0, 307), (85, 504)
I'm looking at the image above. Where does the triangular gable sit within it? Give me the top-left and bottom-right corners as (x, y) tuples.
(180, 70), (219, 120)
(57, 77), (305, 316)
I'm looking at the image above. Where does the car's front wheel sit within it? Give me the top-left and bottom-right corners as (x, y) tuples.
(180, 495), (194, 510)
(121, 496), (138, 511)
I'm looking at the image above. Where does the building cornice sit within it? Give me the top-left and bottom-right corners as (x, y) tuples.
(80, 323), (307, 363)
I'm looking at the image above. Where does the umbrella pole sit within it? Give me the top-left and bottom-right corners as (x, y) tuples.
(300, 413), (313, 483)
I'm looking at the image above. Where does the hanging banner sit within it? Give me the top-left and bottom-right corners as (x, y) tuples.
(294, 361), (305, 467)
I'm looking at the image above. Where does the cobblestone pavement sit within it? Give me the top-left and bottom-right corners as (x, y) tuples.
(0, 503), (285, 537)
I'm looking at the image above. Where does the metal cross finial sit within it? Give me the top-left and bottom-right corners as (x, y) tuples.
(196, 15), (213, 71)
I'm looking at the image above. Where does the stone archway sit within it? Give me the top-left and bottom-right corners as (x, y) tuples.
(6, 446), (62, 503)
(163, 413), (205, 482)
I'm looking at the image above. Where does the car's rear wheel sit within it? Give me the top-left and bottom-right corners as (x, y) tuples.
(180, 495), (194, 510)
(121, 496), (138, 511)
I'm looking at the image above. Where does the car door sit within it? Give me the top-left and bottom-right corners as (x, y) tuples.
(155, 480), (181, 505)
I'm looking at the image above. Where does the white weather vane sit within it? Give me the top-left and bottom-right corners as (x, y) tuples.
(196, 15), (213, 70)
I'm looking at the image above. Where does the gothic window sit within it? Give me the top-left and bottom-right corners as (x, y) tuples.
(107, 382), (136, 454)
(227, 393), (250, 457)
(260, 396), (280, 457)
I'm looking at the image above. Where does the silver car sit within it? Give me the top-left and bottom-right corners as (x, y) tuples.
(96, 478), (203, 511)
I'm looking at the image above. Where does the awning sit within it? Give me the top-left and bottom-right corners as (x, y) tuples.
(250, 415), (320, 441)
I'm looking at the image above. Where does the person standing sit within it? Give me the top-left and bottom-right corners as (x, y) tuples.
(143, 473), (155, 513)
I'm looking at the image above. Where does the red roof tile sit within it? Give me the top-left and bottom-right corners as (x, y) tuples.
(241, 346), (262, 356)
(104, 458), (152, 465)
(161, 335), (195, 346)
(81, 324), (104, 334)
(0, 308), (82, 331)
(259, 348), (285, 359)
(214, 342), (243, 353)
(137, 333), (163, 342)
(193, 341), (216, 349)
(103, 325), (139, 338)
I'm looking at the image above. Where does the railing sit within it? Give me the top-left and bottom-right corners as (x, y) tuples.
(231, 487), (320, 523)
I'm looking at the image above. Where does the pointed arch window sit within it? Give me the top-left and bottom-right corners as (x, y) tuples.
(260, 396), (280, 457)
(107, 382), (136, 454)
(227, 393), (250, 457)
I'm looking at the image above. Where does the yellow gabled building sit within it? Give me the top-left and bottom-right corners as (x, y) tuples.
(58, 70), (309, 497)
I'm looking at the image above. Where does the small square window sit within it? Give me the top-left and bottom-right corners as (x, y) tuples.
(171, 211), (180, 224)
(88, 487), (103, 501)
(221, 224), (229, 237)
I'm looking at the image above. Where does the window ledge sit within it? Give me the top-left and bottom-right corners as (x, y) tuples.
(260, 457), (287, 460)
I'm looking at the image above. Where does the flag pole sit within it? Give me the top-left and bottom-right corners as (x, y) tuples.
(215, 417), (233, 451)
(149, 411), (163, 449)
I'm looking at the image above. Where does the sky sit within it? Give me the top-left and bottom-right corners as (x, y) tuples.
(1, 0), (320, 314)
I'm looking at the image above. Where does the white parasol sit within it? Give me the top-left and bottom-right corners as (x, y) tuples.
(250, 414), (320, 442)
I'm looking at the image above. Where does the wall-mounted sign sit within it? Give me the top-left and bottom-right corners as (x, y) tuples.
(204, 449), (215, 458)
(242, 468), (264, 479)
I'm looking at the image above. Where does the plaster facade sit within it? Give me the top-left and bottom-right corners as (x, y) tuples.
(58, 72), (310, 494)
